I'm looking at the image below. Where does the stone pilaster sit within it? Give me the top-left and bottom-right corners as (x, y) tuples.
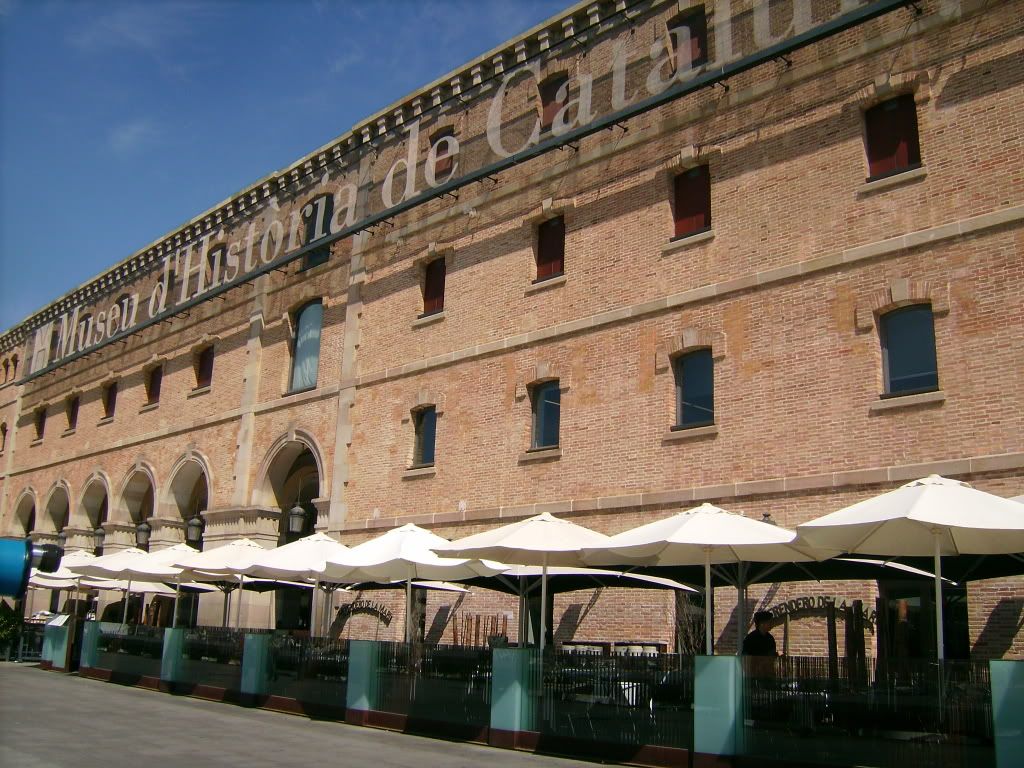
(230, 278), (268, 508)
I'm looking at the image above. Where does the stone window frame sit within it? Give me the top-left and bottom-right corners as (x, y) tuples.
(523, 197), (575, 293)
(537, 70), (569, 134)
(658, 145), (722, 255)
(400, 388), (445, 478)
(664, 4), (711, 74)
(283, 298), (325, 396)
(32, 404), (46, 442)
(189, 336), (219, 396)
(411, 242), (455, 327)
(515, 362), (570, 462)
(854, 71), (931, 194)
(99, 377), (118, 424)
(655, 326), (725, 441)
(425, 121), (459, 183)
(141, 355), (166, 410)
(300, 193), (335, 270)
(64, 391), (82, 434)
(856, 278), (949, 411)
(0, 421), (7, 454)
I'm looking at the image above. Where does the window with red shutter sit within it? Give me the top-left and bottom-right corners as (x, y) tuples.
(536, 216), (565, 281)
(673, 165), (711, 239)
(864, 94), (921, 180)
(667, 7), (708, 70)
(539, 73), (568, 132)
(422, 258), (446, 316)
(430, 127), (455, 179)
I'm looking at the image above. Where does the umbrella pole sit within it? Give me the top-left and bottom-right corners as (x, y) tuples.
(518, 576), (526, 647)
(405, 565), (413, 644)
(540, 556), (548, 653)
(121, 578), (133, 629)
(933, 532), (944, 661)
(235, 575), (244, 629)
(704, 549), (712, 655)
(736, 561), (747, 656)
(172, 575), (181, 629)
(222, 587), (230, 628)
(312, 577), (320, 637)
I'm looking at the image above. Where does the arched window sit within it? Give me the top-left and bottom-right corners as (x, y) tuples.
(0, 422), (7, 453)
(34, 407), (46, 441)
(673, 349), (714, 429)
(1, 359), (7, 383)
(531, 380), (560, 450)
(880, 304), (938, 396)
(302, 196), (334, 269)
(289, 301), (323, 393)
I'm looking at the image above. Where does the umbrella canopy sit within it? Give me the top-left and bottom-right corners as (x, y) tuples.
(29, 550), (98, 588)
(434, 512), (611, 650)
(435, 511), (611, 567)
(322, 524), (505, 642)
(172, 538), (268, 578)
(70, 547), (183, 582)
(797, 475), (1024, 659)
(469, 565), (697, 594)
(243, 532), (352, 580)
(797, 475), (1024, 556)
(581, 503), (833, 654)
(82, 579), (178, 595)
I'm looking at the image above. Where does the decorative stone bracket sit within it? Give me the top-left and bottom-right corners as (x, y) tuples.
(656, 144), (723, 179)
(515, 361), (570, 400)
(400, 388), (446, 422)
(854, 278), (951, 332)
(655, 327), (727, 372)
(523, 197), (576, 227)
(854, 70), (931, 109)
(412, 240), (456, 268)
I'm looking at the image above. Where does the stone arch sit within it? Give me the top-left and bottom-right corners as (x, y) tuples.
(75, 471), (111, 529)
(114, 461), (158, 524)
(41, 480), (72, 534)
(163, 450), (212, 521)
(252, 429), (326, 511)
(10, 487), (37, 536)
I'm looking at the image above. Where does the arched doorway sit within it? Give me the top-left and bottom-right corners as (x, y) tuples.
(44, 485), (71, 613)
(261, 440), (320, 631)
(165, 458), (211, 627)
(79, 476), (109, 555)
(13, 490), (36, 537)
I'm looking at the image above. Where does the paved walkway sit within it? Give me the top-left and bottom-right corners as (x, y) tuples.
(0, 664), (584, 768)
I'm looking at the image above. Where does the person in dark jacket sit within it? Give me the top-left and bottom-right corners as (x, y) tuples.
(742, 611), (778, 656)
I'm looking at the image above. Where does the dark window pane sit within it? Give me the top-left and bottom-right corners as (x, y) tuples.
(536, 217), (565, 280)
(865, 94), (921, 179)
(195, 347), (214, 389)
(881, 304), (938, 395)
(35, 408), (45, 439)
(675, 349), (714, 427)
(430, 127), (456, 178)
(104, 383), (118, 418)
(414, 407), (437, 466)
(673, 165), (711, 238)
(532, 381), (560, 449)
(146, 366), (162, 404)
(422, 258), (446, 315)
(303, 195), (333, 269)
(67, 397), (79, 430)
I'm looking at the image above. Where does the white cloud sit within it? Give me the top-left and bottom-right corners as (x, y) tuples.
(109, 118), (159, 155)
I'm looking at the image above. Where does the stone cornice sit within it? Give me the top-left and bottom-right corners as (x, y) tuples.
(0, 0), (662, 352)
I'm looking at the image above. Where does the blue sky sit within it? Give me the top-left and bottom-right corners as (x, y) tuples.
(0, 0), (569, 332)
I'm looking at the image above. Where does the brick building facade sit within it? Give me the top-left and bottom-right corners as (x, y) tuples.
(1, 0), (1021, 658)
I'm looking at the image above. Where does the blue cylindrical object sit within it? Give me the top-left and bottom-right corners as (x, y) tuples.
(0, 537), (32, 599)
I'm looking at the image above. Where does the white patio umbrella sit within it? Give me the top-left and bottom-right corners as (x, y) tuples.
(798, 475), (1024, 659)
(434, 512), (612, 651)
(581, 503), (831, 654)
(70, 547), (183, 627)
(145, 543), (212, 628)
(243, 532), (353, 635)
(173, 539), (268, 628)
(322, 524), (505, 643)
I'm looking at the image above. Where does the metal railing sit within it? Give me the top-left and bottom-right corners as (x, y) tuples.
(537, 649), (695, 750)
(16, 623), (46, 662)
(740, 656), (995, 767)
(266, 635), (349, 710)
(177, 626), (263, 691)
(375, 641), (493, 729)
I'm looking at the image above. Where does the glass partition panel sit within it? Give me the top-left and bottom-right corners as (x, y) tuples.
(266, 635), (349, 710)
(95, 625), (164, 678)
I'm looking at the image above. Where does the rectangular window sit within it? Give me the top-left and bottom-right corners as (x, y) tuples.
(66, 396), (79, 431)
(290, 301), (323, 392)
(302, 195), (334, 269)
(881, 304), (938, 396)
(539, 73), (568, 132)
(0, 423), (7, 453)
(674, 349), (715, 428)
(194, 346), (214, 390)
(667, 8), (708, 70)
(102, 382), (118, 419)
(34, 408), (46, 440)
(145, 365), (162, 405)
(536, 216), (565, 281)
(421, 258), (446, 316)
(673, 165), (711, 239)
(531, 380), (560, 450)
(413, 406), (437, 467)
(430, 127), (455, 179)
(864, 94), (922, 181)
